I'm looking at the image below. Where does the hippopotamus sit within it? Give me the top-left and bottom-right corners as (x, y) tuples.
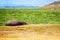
(5, 20), (27, 26)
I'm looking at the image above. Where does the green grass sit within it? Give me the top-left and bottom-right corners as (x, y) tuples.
(0, 8), (60, 25)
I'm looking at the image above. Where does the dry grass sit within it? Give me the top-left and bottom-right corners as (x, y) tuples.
(0, 24), (60, 40)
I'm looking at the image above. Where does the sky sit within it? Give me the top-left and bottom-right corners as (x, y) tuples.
(0, 0), (55, 7)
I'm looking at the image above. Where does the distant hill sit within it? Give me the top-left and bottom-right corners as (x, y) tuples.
(44, 1), (60, 8)
(0, 5), (37, 8)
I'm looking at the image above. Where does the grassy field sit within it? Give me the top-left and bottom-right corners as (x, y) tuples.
(0, 24), (60, 40)
(0, 8), (60, 25)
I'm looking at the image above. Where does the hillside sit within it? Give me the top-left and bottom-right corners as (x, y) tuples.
(44, 1), (60, 8)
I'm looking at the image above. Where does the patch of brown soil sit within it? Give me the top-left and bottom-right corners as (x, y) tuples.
(0, 24), (60, 40)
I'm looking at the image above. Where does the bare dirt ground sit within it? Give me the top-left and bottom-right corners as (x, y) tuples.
(0, 24), (60, 40)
